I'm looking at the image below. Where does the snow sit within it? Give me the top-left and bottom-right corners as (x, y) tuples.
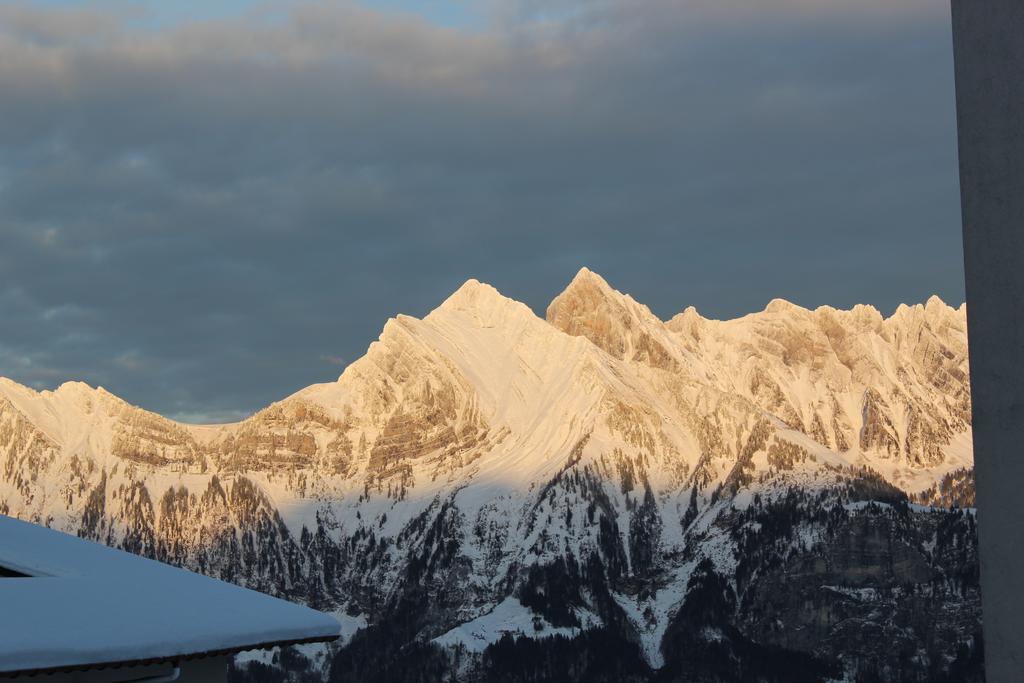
(233, 612), (365, 673)
(0, 514), (340, 673)
(612, 576), (689, 669)
(334, 612), (369, 642)
(432, 597), (598, 653)
(822, 585), (880, 602)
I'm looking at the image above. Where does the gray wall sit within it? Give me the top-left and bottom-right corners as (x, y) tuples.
(952, 1), (1024, 680)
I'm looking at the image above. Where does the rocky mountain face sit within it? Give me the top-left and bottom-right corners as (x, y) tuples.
(0, 269), (980, 682)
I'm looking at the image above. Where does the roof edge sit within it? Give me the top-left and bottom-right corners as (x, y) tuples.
(0, 634), (340, 679)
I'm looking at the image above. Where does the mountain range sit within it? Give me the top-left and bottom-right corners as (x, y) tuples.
(0, 268), (981, 682)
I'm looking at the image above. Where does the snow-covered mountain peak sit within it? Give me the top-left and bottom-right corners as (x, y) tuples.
(887, 296), (965, 334)
(0, 378), (106, 432)
(550, 267), (625, 307)
(763, 297), (807, 315)
(546, 268), (684, 372)
(665, 305), (704, 332)
(921, 295), (964, 327)
(1, 378), (113, 408)
(439, 278), (509, 312)
(0, 376), (34, 402)
(567, 265), (608, 288)
(56, 379), (100, 392)
(890, 301), (926, 322)
(845, 303), (885, 327)
(429, 278), (540, 334)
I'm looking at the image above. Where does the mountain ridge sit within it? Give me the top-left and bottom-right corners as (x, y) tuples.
(0, 268), (965, 428)
(0, 269), (980, 681)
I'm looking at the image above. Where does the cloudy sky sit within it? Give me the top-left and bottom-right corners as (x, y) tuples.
(0, 0), (963, 421)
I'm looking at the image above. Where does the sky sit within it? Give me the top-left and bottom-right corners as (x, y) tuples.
(0, 0), (964, 422)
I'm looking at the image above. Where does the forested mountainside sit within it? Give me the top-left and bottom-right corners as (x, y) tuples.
(1, 268), (980, 681)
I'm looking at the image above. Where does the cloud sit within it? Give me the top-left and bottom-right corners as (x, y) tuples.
(0, 0), (963, 420)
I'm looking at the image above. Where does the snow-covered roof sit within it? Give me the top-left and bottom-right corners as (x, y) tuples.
(0, 514), (340, 675)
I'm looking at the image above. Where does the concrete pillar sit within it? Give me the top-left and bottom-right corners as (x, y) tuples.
(951, 1), (1024, 680)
